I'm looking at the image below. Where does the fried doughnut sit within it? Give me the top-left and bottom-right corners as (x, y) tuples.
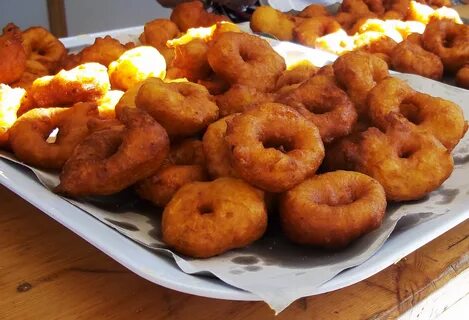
(56, 107), (169, 196)
(298, 4), (330, 18)
(22, 26), (66, 73)
(30, 63), (110, 107)
(79, 36), (128, 67)
(136, 165), (208, 207)
(0, 23), (26, 84)
(382, 0), (410, 18)
(352, 32), (397, 65)
(216, 85), (275, 117)
(294, 17), (342, 47)
(0, 84), (27, 147)
(162, 177), (267, 258)
(335, 12), (360, 32)
(170, 0), (229, 32)
(339, 0), (384, 16)
(114, 81), (144, 117)
(108, 46), (166, 91)
(368, 77), (467, 150)
(250, 6), (296, 41)
(390, 37), (443, 80)
(9, 102), (100, 169)
(170, 39), (211, 82)
(275, 63), (319, 91)
(203, 114), (239, 178)
(333, 51), (389, 116)
(279, 74), (357, 143)
(349, 118), (453, 201)
(280, 171), (386, 249)
(456, 65), (469, 89)
(225, 103), (325, 192)
(422, 19), (469, 73)
(197, 73), (230, 95)
(167, 138), (206, 166)
(207, 32), (286, 92)
(136, 138), (207, 207)
(139, 19), (180, 50)
(135, 77), (218, 136)
(139, 19), (179, 65)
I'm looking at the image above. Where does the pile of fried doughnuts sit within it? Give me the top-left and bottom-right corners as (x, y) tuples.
(250, 1), (469, 88)
(0, 1), (467, 259)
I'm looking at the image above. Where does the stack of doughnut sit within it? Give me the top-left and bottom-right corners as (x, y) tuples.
(0, 1), (466, 259)
(250, 0), (469, 88)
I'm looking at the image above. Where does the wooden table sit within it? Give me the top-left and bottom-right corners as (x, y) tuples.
(0, 185), (468, 319)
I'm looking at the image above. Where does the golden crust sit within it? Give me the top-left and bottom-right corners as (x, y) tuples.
(280, 170), (386, 248)
(225, 103), (325, 192)
(162, 177), (267, 258)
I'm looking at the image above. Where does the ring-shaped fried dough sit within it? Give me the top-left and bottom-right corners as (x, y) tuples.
(171, 39), (211, 82)
(56, 107), (169, 196)
(333, 51), (389, 116)
(22, 26), (66, 73)
(108, 46), (166, 91)
(136, 78), (218, 136)
(390, 38), (443, 80)
(275, 63), (319, 90)
(207, 32), (286, 92)
(114, 81), (144, 118)
(8, 102), (100, 169)
(225, 103), (325, 193)
(203, 114), (239, 178)
(139, 19), (180, 50)
(368, 77), (467, 150)
(197, 73), (230, 95)
(354, 119), (454, 201)
(170, 0), (229, 32)
(216, 85), (275, 117)
(294, 17), (342, 47)
(279, 74), (357, 143)
(250, 6), (296, 41)
(162, 177), (267, 258)
(30, 62), (110, 107)
(0, 23), (26, 84)
(280, 170), (386, 248)
(135, 138), (206, 207)
(136, 165), (208, 207)
(339, 0), (385, 16)
(79, 36), (129, 67)
(456, 65), (469, 89)
(422, 20), (469, 73)
(352, 32), (397, 65)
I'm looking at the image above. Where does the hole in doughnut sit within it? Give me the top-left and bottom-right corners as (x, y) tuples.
(443, 33), (457, 48)
(46, 128), (59, 144)
(262, 137), (294, 153)
(38, 49), (46, 56)
(398, 145), (417, 159)
(311, 189), (358, 206)
(307, 102), (334, 115)
(400, 103), (423, 125)
(239, 50), (252, 63)
(198, 204), (214, 215)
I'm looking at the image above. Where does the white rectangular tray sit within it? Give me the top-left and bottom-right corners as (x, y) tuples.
(1, 26), (468, 312)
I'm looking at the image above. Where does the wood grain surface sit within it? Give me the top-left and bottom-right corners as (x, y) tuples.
(0, 185), (467, 320)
